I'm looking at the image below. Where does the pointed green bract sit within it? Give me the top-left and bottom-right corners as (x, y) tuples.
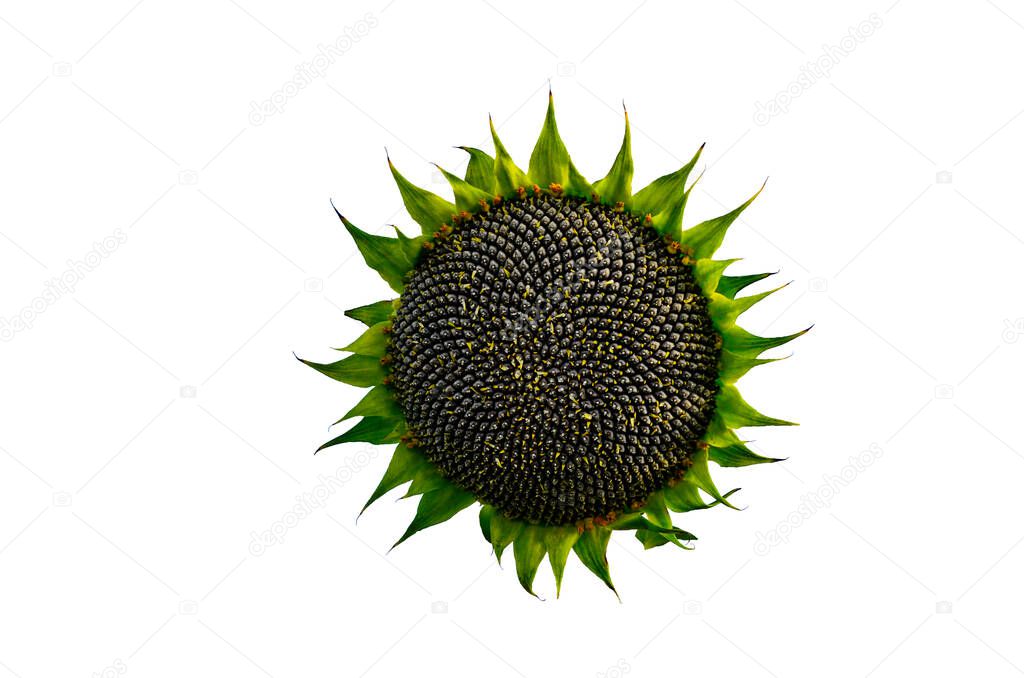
(436, 164), (493, 214)
(299, 354), (385, 388)
(687, 446), (740, 509)
(542, 526), (580, 597)
(528, 93), (592, 197)
(318, 415), (403, 452)
(489, 117), (530, 197)
(631, 144), (703, 240)
(719, 350), (782, 383)
(361, 442), (427, 514)
(488, 511), (523, 564)
(459, 146), (496, 194)
(573, 527), (617, 596)
(694, 258), (740, 297)
(593, 109), (633, 206)
(720, 324), (810, 358)
(717, 383), (797, 428)
(709, 443), (782, 467)
(717, 271), (777, 299)
(337, 209), (419, 293)
(513, 525), (548, 596)
(680, 182), (764, 259)
(709, 284), (788, 327)
(345, 299), (395, 326)
(388, 159), (457, 237)
(338, 384), (401, 423)
(338, 321), (390, 357)
(479, 505), (495, 542)
(393, 483), (476, 548)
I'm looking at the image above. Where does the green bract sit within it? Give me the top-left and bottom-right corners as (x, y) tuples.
(302, 94), (806, 598)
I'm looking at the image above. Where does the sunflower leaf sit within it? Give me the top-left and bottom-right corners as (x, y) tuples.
(708, 284), (788, 326)
(388, 158), (457, 237)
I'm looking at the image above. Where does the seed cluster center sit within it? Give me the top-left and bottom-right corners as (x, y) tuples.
(390, 195), (721, 525)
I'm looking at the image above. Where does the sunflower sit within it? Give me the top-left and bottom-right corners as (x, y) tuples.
(301, 93), (806, 598)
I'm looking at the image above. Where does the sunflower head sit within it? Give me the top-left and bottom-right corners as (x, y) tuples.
(302, 93), (807, 598)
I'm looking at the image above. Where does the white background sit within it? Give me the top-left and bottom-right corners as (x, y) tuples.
(1, 1), (1022, 676)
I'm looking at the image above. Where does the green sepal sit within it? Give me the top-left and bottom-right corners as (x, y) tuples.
(631, 144), (703, 240)
(527, 92), (593, 197)
(542, 525), (580, 598)
(717, 383), (797, 428)
(488, 512), (523, 565)
(435, 164), (493, 214)
(392, 483), (476, 549)
(479, 504), (495, 542)
(709, 443), (783, 467)
(388, 158), (457, 237)
(592, 108), (633, 206)
(611, 513), (697, 546)
(720, 324), (811, 359)
(719, 349), (783, 384)
(572, 527), (617, 598)
(360, 442), (426, 515)
(708, 284), (788, 326)
(687, 445), (740, 509)
(489, 116), (530, 197)
(298, 354), (385, 388)
(717, 271), (777, 299)
(680, 182), (764, 259)
(693, 258), (739, 297)
(345, 300), (396, 326)
(512, 525), (548, 597)
(337, 384), (401, 424)
(458, 146), (496, 194)
(662, 475), (741, 513)
(317, 415), (403, 452)
(338, 321), (390, 357)
(402, 463), (448, 498)
(336, 207), (420, 293)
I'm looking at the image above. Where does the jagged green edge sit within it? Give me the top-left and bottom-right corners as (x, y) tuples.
(300, 92), (809, 598)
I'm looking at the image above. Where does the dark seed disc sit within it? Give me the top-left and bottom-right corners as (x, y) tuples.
(389, 194), (720, 525)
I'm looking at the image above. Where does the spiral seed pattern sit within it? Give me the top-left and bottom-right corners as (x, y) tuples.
(389, 195), (720, 525)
